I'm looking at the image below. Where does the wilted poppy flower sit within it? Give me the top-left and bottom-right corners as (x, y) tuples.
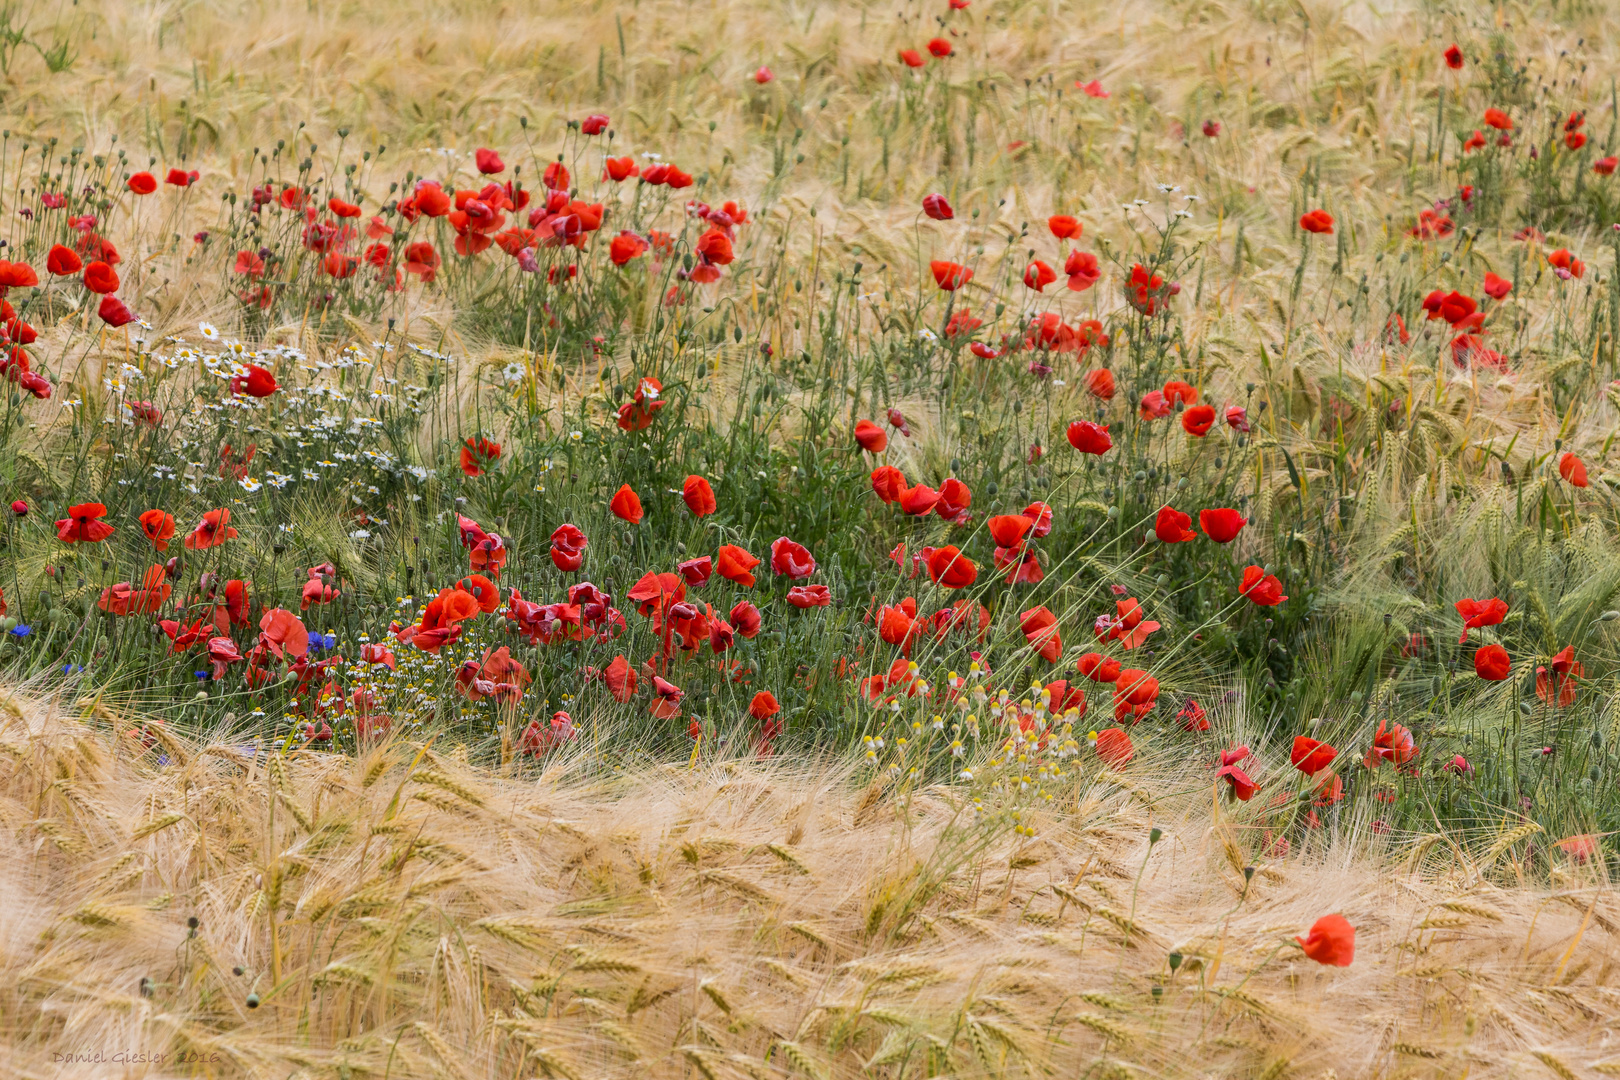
(683, 475), (717, 516)
(927, 546), (977, 588)
(1066, 420), (1112, 455)
(1482, 272), (1512, 299)
(930, 260), (971, 291)
(899, 48), (925, 67)
(1444, 43), (1463, 68)
(1474, 643), (1511, 681)
(771, 537), (816, 578)
(185, 509), (238, 550)
(787, 584), (831, 608)
(610, 484), (643, 524)
(1063, 249), (1101, 291)
(1366, 718), (1417, 767)
(97, 296), (135, 327)
(1297, 914), (1355, 966)
(1291, 736), (1337, 776)
(1022, 260), (1056, 292)
(871, 465), (907, 503)
(854, 419), (888, 452)
(459, 437), (501, 477)
(1181, 403), (1216, 436)
(1455, 597), (1507, 642)
(139, 509), (176, 551)
(1094, 728), (1133, 767)
(1239, 566), (1287, 606)
(1155, 506), (1196, 543)
(55, 502), (114, 543)
(1082, 368), (1115, 399)
(1559, 452), (1588, 488)
(922, 193), (953, 220)
(1049, 214), (1082, 240)
(1019, 606), (1063, 662)
(1199, 508), (1247, 543)
(1483, 107), (1512, 130)
(1536, 645), (1583, 707)
(1299, 209), (1334, 234)
(1216, 746), (1259, 801)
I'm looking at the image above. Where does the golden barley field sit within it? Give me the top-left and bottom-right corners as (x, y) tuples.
(7, 0), (1620, 1076)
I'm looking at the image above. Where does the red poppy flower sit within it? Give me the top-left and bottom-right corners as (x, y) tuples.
(1155, 506), (1196, 543)
(1063, 249), (1101, 292)
(1216, 746), (1259, 801)
(609, 231), (650, 265)
(678, 556), (713, 587)
(1023, 501), (1053, 537)
(1239, 565), (1288, 606)
(45, 244), (81, 276)
(935, 477), (971, 524)
(139, 509), (176, 551)
(184, 509), (238, 550)
(899, 48), (925, 67)
(1199, 508), (1247, 543)
(475, 148), (505, 174)
(127, 171), (157, 194)
(899, 483), (940, 516)
(1559, 452), (1588, 488)
(871, 466), (906, 503)
(927, 546), (977, 588)
(1138, 390), (1170, 419)
(1019, 606), (1063, 662)
(1444, 44), (1463, 69)
(1022, 260), (1056, 292)
(459, 437), (502, 477)
(82, 260), (119, 294)
(1181, 403), (1216, 436)
(1077, 652), (1121, 683)
(97, 296), (135, 327)
(926, 37), (952, 57)
(1296, 915), (1355, 966)
(787, 584), (831, 608)
(1548, 249), (1585, 278)
(1566, 130), (1587, 151)
(1049, 214), (1082, 240)
(1201, 119), (1220, 137)
(770, 537), (816, 578)
(1094, 728), (1133, 768)
(581, 113), (610, 135)
(716, 544), (760, 588)
(55, 502), (114, 543)
(930, 260), (971, 291)
(1597, 157), (1618, 175)
(854, 419), (888, 453)
(165, 168), (198, 187)
(1483, 107), (1512, 130)
(1066, 420), (1112, 455)
(1474, 643), (1511, 681)
(1290, 736), (1337, 776)
(921, 193), (953, 220)
(1481, 272), (1512, 300)
(1454, 597), (1507, 642)
(610, 484), (643, 524)
(683, 475), (717, 516)
(1162, 381), (1198, 407)
(230, 364), (278, 397)
(1299, 209), (1334, 234)
(1081, 368), (1115, 399)
(988, 514), (1033, 549)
